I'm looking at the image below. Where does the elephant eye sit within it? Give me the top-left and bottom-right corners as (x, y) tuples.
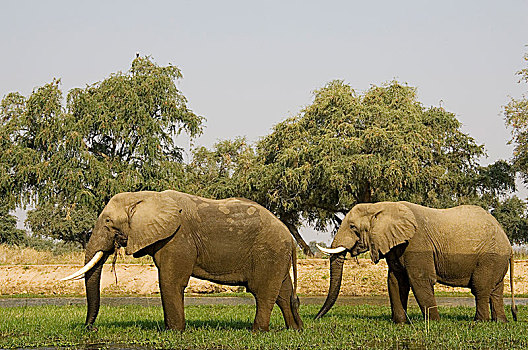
(350, 224), (360, 238)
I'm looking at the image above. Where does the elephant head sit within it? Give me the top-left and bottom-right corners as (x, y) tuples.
(61, 191), (183, 328)
(315, 202), (417, 319)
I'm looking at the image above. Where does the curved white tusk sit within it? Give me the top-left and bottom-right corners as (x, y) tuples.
(317, 244), (347, 255)
(71, 274), (85, 280)
(60, 251), (104, 281)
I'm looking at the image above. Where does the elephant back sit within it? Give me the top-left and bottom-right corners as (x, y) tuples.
(402, 202), (512, 256)
(185, 196), (273, 274)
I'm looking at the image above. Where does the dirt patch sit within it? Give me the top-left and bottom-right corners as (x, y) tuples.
(297, 258), (528, 296)
(1, 259), (528, 296)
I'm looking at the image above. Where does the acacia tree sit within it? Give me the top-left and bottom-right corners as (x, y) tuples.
(500, 50), (528, 245)
(0, 56), (203, 246)
(491, 196), (528, 245)
(505, 51), (528, 184)
(186, 137), (255, 199)
(0, 90), (29, 245)
(244, 81), (488, 254)
(180, 79), (519, 253)
(0, 90), (39, 209)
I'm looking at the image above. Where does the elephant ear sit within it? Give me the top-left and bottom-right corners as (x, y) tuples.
(368, 202), (417, 264)
(125, 193), (183, 256)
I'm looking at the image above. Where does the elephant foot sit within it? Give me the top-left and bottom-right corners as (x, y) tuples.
(84, 324), (98, 332)
(493, 318), (508, 323)
(392, 316), (408, 324)
(164, 324), (185, 332)
(251, 326), (270, 332)
(473, 312), (491, 322)
(164, 327), (184, 332)
(286, 323), (303, 331)
(425, 314), (440, 322)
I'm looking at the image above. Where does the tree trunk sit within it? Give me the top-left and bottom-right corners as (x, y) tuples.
(284, 221), (313, 257)
(357, 181), (372, 203)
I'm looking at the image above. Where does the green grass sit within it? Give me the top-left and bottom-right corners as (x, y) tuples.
(0, 292), (255, 299)
(0, 304), (526, 349)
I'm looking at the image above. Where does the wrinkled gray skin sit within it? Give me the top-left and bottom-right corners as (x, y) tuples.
(83, 190), (302, 331)
(316, 202), (517, 323)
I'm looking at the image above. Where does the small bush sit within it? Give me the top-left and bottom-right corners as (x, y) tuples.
(0, 208), (27, 246)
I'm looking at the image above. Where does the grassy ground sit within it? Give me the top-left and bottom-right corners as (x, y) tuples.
(0, 304), (526, 349)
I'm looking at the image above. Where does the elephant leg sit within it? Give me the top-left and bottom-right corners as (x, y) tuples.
(489, 279), (507, 322)
(159, 275), (188, 330)
(247, 288), (279, 331)
(408, 278), (440, 321)
(387, 267), (410, 324)
(247, 264), (285, 331)
(275, 274), (302, 330)
(470, 262), (497, 321)
(405, 252), (440, 321)
(406, 264), (440, 321)
(470, 286), (491, 321)
(153, 240), (195, 331)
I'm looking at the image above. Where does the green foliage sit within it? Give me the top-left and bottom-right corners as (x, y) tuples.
(0, 56), (203, 244)
(26, 204), (96, 248)
(0, 92), (32, 208)
(473, 160), (516, 197)
(2, 59), (522, 248)
(17, 236), (83, 254)
(245, 81), (486, 232)
(0, 205), (26, 245)
(186, 137), (255, 199)
(454, 161), (517, 211)
(491, 196), (528, 245)
(505, 52), (528, 185)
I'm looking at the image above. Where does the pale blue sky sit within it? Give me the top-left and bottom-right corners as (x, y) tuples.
(1, 1), (527, 242)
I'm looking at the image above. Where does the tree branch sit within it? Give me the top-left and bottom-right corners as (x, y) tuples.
(283, 221), (314, 257)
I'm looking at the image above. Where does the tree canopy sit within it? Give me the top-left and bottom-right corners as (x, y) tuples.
(186, 137), (255, 199)
(491, 196), (528, 245)
(254, 81), (484, 218)
(505, 52), (528, 185)
(0, 56), (203, 246)
(189, 80), (517, 254)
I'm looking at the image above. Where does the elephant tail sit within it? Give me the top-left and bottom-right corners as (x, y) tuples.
(292, 244), (298, 293)
(290, 243), (303, 328)
(510, 256), (518, 321)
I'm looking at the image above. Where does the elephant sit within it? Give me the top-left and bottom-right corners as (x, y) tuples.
(315, 201), (517, 323)
(61, 190), (303, 331)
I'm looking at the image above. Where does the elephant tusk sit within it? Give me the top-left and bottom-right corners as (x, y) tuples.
(71, 274), (85, 280)
(60, 251), (104, 281)
(317, 245), (347, 255)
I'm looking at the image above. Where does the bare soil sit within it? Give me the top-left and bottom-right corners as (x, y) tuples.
(2, 258), (528, 296)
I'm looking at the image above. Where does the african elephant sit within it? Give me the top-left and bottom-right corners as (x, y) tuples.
(315, 201), (517, 323)
(61, 190), (303, 331)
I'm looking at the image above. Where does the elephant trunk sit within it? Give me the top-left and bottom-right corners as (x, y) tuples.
(314, 252), (346, 320)
(84, 250), (110, 329)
